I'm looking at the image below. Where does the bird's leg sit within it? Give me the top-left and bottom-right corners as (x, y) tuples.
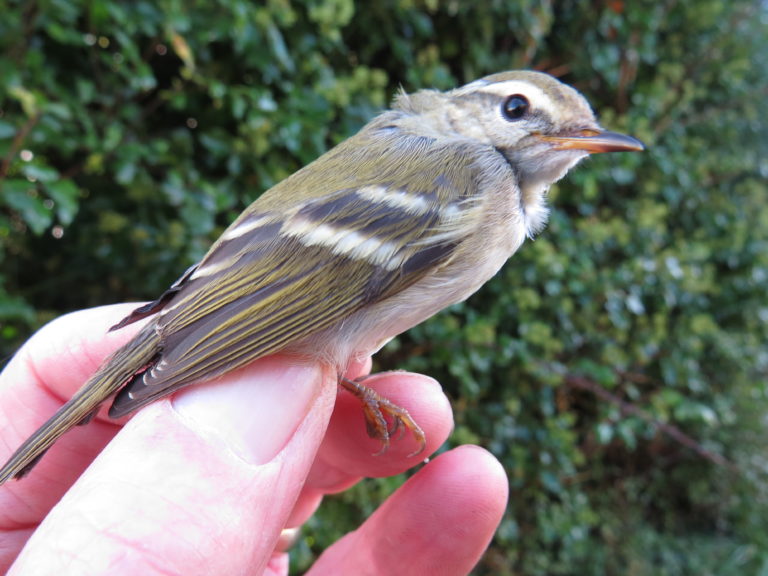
(340, 377), (426, 457)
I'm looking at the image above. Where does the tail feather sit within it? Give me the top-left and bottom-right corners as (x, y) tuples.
(0, 324), (160, 484)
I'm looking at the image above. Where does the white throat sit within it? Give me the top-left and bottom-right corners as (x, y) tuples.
(520, 182), (551, 239)
(517, 151), (588, 238)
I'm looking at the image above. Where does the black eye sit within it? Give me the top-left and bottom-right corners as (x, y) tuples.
(502, 94), (529, 120)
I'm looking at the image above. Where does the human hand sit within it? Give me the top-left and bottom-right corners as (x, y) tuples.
(0, 304), (508, 575)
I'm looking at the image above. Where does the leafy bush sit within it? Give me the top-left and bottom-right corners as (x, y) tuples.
(2, 1), (767, 573)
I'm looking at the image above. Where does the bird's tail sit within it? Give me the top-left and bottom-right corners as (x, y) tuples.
(0, 324), (160, 484)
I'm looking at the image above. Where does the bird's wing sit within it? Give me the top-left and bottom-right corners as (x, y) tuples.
(109, 175), (480, 417)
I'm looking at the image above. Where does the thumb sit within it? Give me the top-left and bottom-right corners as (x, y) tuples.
(9, 357), (337, 576)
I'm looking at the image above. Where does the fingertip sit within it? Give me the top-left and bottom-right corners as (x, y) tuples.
(310, 446), (508, 576)
(416, 445), (509, 528)
(378, 446), (508, 574)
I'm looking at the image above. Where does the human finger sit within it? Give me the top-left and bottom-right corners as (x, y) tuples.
(308, 445), (508, 576)
(8, 357), (337, 576)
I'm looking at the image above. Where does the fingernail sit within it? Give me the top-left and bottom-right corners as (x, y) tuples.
(172, 357), (324, 465)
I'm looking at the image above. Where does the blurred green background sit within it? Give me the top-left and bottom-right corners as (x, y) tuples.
(1, 0), (767, 573)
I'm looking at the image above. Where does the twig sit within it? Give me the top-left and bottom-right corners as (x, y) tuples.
(563, 372), (739, 473)
(0, 113), (40, 184)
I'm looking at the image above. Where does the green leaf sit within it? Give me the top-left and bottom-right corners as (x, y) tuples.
(22, 163), (60, 182)
(2, 179), (52, 234)
(44, 179), (80, 225)
(0, 121), (16, 139)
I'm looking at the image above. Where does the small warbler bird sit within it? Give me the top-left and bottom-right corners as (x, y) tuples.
(0, 70), (643, 483)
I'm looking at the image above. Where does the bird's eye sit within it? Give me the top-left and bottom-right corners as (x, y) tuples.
(502, 94), (529, 121)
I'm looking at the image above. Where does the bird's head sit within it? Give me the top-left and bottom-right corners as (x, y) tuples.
(399, 70), (643, 201)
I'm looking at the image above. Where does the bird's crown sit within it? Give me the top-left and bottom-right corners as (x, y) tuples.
(395, 70), (598, 149)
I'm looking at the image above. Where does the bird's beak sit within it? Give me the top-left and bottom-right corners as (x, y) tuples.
(540, 129), (644, 154)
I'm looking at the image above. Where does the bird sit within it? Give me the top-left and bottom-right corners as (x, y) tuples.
(0, 70), (643, 484)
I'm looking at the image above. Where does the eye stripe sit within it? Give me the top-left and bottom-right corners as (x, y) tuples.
(451, 79), (560, 123)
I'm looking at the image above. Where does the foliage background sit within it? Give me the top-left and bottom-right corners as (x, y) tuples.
(1, 0), (767, 573)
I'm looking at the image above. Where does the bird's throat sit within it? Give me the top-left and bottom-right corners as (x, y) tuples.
(518, 179), (551, 239)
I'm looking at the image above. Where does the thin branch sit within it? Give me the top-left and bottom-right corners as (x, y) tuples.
(0, 113), (40, 184)
(563, 372), (739, 473)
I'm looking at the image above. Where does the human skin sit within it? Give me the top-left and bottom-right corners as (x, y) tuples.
(0, 304), (508, 575)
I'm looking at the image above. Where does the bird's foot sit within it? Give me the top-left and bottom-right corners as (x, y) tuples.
(340, 377), (426, 457)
